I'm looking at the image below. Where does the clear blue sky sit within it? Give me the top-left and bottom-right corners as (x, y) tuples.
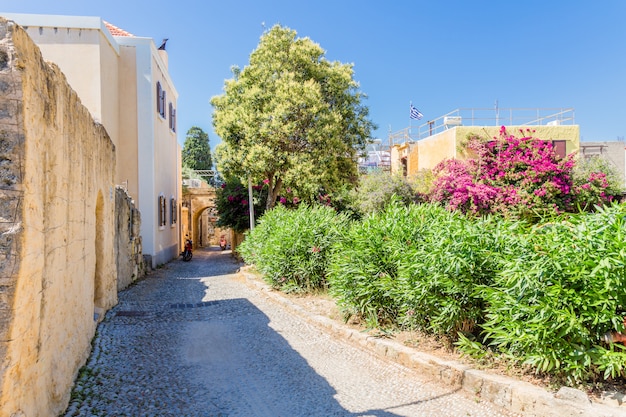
(2, 1), (625, 149)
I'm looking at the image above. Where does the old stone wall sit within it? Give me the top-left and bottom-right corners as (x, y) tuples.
(115, 186), (145, 291)
(0, 19), (117, 417)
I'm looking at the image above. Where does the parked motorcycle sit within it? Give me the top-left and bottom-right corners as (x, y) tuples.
(181, 238), (193, 261)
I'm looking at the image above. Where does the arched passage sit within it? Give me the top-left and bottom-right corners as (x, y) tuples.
(181, 186), (231, 250)
(192, 206), (224, 247)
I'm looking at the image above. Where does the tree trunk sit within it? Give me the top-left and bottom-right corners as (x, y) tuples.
(266, 177), (283, 210)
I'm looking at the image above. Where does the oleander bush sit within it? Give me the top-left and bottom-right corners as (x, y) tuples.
(572, 155), (625, 212)
(327, 199), (523, 335)
(468, 203), (626, 383)
(238, 204), (350, 292)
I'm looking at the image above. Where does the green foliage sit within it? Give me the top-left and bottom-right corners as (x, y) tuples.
(215, 177), (267, 233)
(238, 204), (350, 292)
(234, 185), (626, 383)
(349, 171), (416, 216)
(327, 200), (516, 333)
(182, 126), (212, 170)
(211, 24), (375, 210)
(409, 169), (435, 196)
(479, 204), (626, 383)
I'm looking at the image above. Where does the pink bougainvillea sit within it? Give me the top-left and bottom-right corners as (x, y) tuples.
(429, 127), (617, 217)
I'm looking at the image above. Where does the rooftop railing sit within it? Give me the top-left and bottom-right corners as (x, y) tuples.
(389, 107), (575, 145)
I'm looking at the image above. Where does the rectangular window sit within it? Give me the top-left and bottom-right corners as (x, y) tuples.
(159, 195), (167, 227)
(157, 82), (166, 118)
(161, 90), (166, 119)
(552, 140), (567, 158)
(156, 82), (162, 114)
(169, 103), (176, 132)
(170, 198), (177, 225)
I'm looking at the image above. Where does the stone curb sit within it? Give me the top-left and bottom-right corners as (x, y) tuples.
(239, 267), (625, 417)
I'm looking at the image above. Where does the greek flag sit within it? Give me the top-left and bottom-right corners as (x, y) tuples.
(410, 104), (423, 120)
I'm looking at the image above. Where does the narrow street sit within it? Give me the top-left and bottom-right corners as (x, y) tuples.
(62, 247), (520, 417)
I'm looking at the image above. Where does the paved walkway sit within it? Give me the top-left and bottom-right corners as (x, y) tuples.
(62, 247), (521, 417)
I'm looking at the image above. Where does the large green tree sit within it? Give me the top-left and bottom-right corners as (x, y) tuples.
(182, 126), (212, 171)
(211, 25), (375, 210)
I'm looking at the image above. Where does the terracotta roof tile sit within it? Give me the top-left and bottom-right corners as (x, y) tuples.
(104, 21), (134, 37)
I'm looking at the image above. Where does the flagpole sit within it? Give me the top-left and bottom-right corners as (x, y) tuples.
(409, 101), (412, 139)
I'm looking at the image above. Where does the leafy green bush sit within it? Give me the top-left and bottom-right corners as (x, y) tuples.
(477, 204), (626, 383)
(327, 200), (413, 326)
(328, 200), (517, 334)
(238, 204), (350, 292)
(350, 171), (416, 216)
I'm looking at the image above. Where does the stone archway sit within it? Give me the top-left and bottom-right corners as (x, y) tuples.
(181, 185), (231, 251)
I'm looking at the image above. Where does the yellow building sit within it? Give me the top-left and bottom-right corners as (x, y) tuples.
(389, 108), (580, 177)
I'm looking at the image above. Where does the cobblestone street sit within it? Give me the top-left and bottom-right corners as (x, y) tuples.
(62, 247), (520, 417)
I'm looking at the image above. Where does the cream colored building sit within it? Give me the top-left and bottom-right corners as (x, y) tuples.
(389, 108), (580, 177)
(2, 13), (182, 267)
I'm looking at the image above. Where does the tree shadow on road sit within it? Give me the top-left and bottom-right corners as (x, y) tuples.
(112, 247), (469, 416)
(181, 297), (414, 416)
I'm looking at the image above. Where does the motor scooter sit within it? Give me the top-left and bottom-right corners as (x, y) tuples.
(219, 235), (227, 251)
(181, 237), (193, 261)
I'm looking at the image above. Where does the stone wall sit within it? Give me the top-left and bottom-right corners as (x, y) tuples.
(115, 186), (145, 291)
(0, 19), (117, 417)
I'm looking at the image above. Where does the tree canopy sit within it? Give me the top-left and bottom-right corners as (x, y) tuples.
(182, 126), (212, 171)
(211, 24), (375, 210)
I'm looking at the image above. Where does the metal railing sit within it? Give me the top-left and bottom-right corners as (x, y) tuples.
(183, 170), (220, 189)
(389, 107), (575, 146)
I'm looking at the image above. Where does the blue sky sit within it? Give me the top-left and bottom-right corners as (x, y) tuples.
(2, 1), (625, 149)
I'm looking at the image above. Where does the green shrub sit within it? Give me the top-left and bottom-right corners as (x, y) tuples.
(328, 200), (517, 335)
(478, 203), (626, 383)
(238, 204), (350, 292)
(350, 171), (416, 216)
(395, 211), (523, 337)
(327, 200), (414, 326)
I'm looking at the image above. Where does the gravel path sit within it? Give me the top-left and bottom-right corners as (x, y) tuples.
(62, 247), (521, 417)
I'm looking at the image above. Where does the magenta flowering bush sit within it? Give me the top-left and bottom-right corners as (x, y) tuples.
(216, 178), (305, 231)
(429, 127), (619, 218)
(215, 177), (268, 232)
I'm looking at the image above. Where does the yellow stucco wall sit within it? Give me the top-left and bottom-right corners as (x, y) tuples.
(458, 125), (580, 155)
(0, 21), (117, 417)
(415, 128), (459, 172)
(398, 124), (581, 177)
